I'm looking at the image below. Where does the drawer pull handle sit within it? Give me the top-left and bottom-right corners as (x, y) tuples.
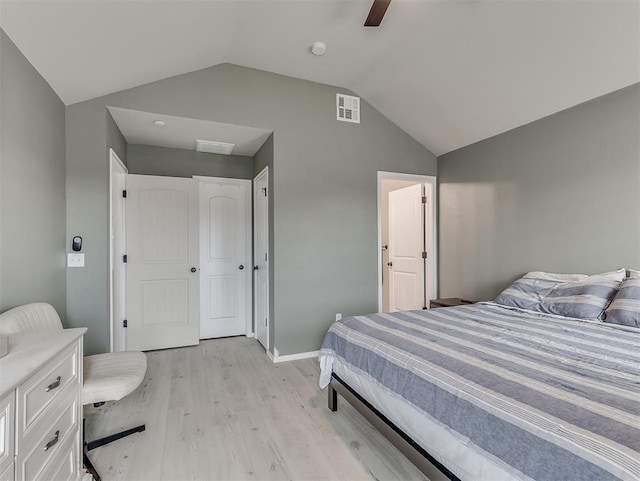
(44, 430), (60, 451)
(46, 376), (61, 392)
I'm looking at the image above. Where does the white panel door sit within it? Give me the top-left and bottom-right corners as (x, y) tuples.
(126, 175), (199, 351)
(109, 150), (127, 352)
(199, 178), (251, 339)
(388, 183), (424, 311)
(254, 167), (269, 350)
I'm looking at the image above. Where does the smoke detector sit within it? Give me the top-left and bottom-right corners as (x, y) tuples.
(195, 139), (235, 155)
(311, 41), (327, 56)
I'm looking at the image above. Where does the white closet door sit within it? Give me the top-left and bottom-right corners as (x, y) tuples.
(254, 168), (269, 350)
(126, 175), (199, 351)
(388, 183), (424, 311)
(198, 178), (251, 339)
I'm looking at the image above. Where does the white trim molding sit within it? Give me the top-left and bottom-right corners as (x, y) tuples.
(271, 350), (320, 363)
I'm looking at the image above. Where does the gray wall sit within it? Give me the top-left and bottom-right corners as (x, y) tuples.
(66, 63), (437, 355)
(107, 110), (127, 165)
(438, 83), (640, 301)
(127, 144), (254, 179)
(0, 29), (67, 317)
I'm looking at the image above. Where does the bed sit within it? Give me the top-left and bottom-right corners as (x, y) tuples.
(318, 301), (640, 481)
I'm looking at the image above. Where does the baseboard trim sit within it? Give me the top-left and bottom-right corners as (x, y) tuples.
(266, 349), (275, 362)
(272, 350), (319, 363)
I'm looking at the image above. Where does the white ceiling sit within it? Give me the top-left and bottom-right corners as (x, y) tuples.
(1, 0), (638, 155)
(108, 107), (272, 156)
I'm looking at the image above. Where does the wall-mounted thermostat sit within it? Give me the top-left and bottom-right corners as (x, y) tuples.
(72, 236), (82, 251)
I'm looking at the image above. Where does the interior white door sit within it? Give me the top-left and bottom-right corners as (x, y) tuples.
(198, 178), (251, 339)
(254, 167), (269, 350)
(388, 183), (425, 311)
(109, 150), (127, 352)
(126, 174), (199, 351)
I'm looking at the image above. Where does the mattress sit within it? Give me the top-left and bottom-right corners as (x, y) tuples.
(319, 303), (640, 481)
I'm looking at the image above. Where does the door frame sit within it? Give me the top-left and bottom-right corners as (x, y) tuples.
(377, 171), (437, 312)
(109, 148), (128, 352)
(253, 166), (269, 351)
(194, 175), (253, 338)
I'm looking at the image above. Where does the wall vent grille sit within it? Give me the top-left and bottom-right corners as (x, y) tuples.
(336, 94), (360, 124)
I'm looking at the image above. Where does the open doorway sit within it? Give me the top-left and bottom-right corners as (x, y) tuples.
(377, 172), (437, 312)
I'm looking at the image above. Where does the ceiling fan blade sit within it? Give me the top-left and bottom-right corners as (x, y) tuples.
(364, 0), (391, 27)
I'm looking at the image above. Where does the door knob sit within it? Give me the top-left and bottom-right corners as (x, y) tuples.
(239, 265), (245, 270)
(190, 267), (197, 273)
(253, 265), (259, 271)
(387, 262), (393, 267)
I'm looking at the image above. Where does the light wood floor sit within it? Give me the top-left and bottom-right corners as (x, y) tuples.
(84, 337), (430, 481)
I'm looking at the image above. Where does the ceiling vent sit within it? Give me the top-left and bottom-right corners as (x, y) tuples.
(336, 94), (360, 124)
(195, 139), (235, 155)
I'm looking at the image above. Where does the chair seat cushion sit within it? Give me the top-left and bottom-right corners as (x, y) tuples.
(83, 351), (147, 405)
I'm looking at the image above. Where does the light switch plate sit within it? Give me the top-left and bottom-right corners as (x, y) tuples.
(67, 253), (85, 268)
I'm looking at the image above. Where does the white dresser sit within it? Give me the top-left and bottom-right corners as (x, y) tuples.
(0, 328), (86, 481)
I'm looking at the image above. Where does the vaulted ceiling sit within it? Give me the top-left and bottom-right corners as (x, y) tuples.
(1, 0), (638, 155)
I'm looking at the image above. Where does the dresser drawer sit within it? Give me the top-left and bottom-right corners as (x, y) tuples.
(17, 341), (78, 436)
(15, 388), (79, 481)
(0, 462), (13, 481)
(0, 392), (14, 476)
(38, 434), (79, 481)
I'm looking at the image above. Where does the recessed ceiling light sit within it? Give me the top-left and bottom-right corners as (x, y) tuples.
(153, 120), (166, 127)
(310, 41), (327, 56)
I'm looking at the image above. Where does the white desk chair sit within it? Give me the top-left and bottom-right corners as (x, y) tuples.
(0, 303), (147, 481)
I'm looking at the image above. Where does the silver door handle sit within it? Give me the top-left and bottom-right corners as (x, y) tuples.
(191, 267), (197, 273)
(239, 265), (245, 270)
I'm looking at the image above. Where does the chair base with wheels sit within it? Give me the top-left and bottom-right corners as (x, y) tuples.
(82, 418), (146, 481)
(82, 350), (148, 481)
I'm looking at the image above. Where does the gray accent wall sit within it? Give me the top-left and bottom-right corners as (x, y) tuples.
(0, 29), (67, 317)
(438, 83), (640, 301)
(66, 63), (437, 355)
(107, 110), (127, 165)
(127, 144), (254, 179)
(66, 101), (114, 353)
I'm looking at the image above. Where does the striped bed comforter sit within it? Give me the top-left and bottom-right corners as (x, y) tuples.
(318, 303), (640, 481)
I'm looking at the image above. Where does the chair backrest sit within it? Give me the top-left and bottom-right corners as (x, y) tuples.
(0, 303), (63, 335)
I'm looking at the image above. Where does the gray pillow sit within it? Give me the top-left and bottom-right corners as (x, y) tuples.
(494, 277), (621, 320)
(603, 278), (640, 328)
